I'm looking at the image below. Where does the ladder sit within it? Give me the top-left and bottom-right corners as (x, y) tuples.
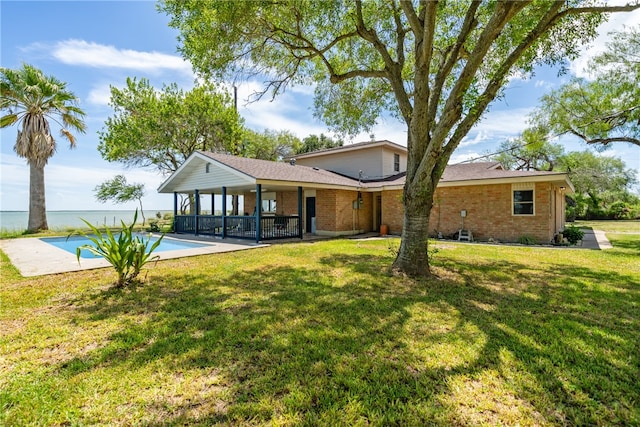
(458, 229), (473, 242)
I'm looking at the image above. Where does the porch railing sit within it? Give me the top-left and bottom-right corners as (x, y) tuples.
(174, 215), (301, 241)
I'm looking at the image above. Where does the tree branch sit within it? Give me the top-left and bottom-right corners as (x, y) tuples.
(570, 130), (640, 147)
(355, 0), (412, 122)
(441, 2), (564, 164)
(426, 1), (481, 130)
(424, 1), (530, 175)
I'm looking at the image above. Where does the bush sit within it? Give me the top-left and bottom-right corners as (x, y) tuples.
(517, 235), (537, 245)
(71, 210), (164, 287)
(608, 201), (633, 220)
(563, 225), (585, 246)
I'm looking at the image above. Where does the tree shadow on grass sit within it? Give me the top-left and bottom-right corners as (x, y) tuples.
(19, 251), (639, 425)
(608, 235), (640, 254)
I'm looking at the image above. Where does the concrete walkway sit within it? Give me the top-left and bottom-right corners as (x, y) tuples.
(579, 229), (613, 250)
(0, 234), (266, 277)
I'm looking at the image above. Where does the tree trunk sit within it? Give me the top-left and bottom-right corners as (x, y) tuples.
(391, 113), (443, 278)
(28, 163), (48, 232)
(391, 183), (435, 277)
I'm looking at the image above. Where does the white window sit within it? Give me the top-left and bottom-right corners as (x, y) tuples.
(512, 183), (534, 215)
(393, 153), (400, 172)
(262, 199), (277, 213)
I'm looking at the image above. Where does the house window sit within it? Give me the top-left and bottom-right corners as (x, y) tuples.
(205, 163), (211, 173)
(262, 199), (276, 213)
(393, 153), (400, 172)
(513, 188), (534, 215)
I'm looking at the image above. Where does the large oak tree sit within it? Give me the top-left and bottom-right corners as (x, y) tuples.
(160, 0), (639, 277)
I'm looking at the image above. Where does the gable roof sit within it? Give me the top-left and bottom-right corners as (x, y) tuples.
(157, 151), (361, 193)
(158, 152), (573, 194)
(202, 152), (359, 186)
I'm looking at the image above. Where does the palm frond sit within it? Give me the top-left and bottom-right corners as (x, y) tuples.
(0, 114), (18, 128)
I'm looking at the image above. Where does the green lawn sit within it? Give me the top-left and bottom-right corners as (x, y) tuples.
(575, 219), (640, 233)
(1, 232), (639, 425)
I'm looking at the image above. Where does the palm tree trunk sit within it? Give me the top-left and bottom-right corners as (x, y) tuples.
(28, 163), (48, 231)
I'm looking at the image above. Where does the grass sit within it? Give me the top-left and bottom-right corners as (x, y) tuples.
(574, 219), (640, 233)
(1, 230), (639, 425)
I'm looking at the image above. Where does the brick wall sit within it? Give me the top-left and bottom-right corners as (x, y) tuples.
(243, 191), (301, 216)
(277, 191), (300, 215)
(381, 190), (404, 235)
(243, 193), (256, 216)
(381, 183), (556, 243)
(432, 182), (554, 242)
(315, 189), (373, 235)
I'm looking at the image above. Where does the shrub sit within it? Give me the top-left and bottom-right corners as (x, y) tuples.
(72, 210), (164, 287)
(608, 201), (632, 220)
(517, 235), (537, 245)
(563, 225), (585, 246)
(148, 220), (160, 232)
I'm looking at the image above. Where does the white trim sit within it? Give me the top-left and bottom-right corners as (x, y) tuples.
(291, 140), (407, 160)
(158, 151), (256, 193)
(512, 183), (535, 216)
(438, 173), (572, 189)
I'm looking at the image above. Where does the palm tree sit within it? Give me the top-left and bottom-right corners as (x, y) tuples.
(1, 64), (86, 231)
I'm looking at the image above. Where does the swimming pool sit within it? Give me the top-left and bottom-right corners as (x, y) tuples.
(41, 234), (213, 259)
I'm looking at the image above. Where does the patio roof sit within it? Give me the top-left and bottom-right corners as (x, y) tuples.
(158, 151), (363, 194)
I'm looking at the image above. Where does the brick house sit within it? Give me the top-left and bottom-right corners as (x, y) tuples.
(158, 140), (573, 243)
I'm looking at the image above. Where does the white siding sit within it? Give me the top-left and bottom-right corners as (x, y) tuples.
(382, 148), (407, 176)
(169, 158), (254, 192)
(296, 145), (407, 179)
(296, 147), (384, 179)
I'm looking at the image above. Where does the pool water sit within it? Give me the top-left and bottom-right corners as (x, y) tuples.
(41, 234), (212, 259)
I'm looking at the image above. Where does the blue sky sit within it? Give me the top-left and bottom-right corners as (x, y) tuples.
(1, 1), (639, 212)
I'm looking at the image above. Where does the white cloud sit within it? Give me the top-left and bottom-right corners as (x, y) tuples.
(35, 39), (195, 75)
(449, 151), (483, 165)
(570, 6), (640, 78)
(86, 83), (113, 106)
(472, 107), (533, 136)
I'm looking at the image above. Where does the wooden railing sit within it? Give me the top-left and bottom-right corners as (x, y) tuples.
(260, 215), (301, 240)
(174, 215), (301, 241)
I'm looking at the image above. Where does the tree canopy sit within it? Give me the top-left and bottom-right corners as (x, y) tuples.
(95, 174), (147, 224)
(0, 64), (86, 231)
(491, 132), (638, 219)
(240, 128), (301, 161)
(296, 133), (344, 154)
(491, 126), (564, 171)
(98, 78), (243, 175)
(160, 0), (640, 276)
(530, 26), (640, 148)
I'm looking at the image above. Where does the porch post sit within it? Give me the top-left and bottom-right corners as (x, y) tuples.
(173, 192), (178, 232)
(298, 186), (303, 239)
(256, 184), (262, 243)
(222, 186), (227, 239)
(211, 193), (215, 215)
(194, 189), (200, 236)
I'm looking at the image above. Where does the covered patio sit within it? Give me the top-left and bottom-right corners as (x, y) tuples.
(170, 184), (303, 242)
(157, 151), (314, 243)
